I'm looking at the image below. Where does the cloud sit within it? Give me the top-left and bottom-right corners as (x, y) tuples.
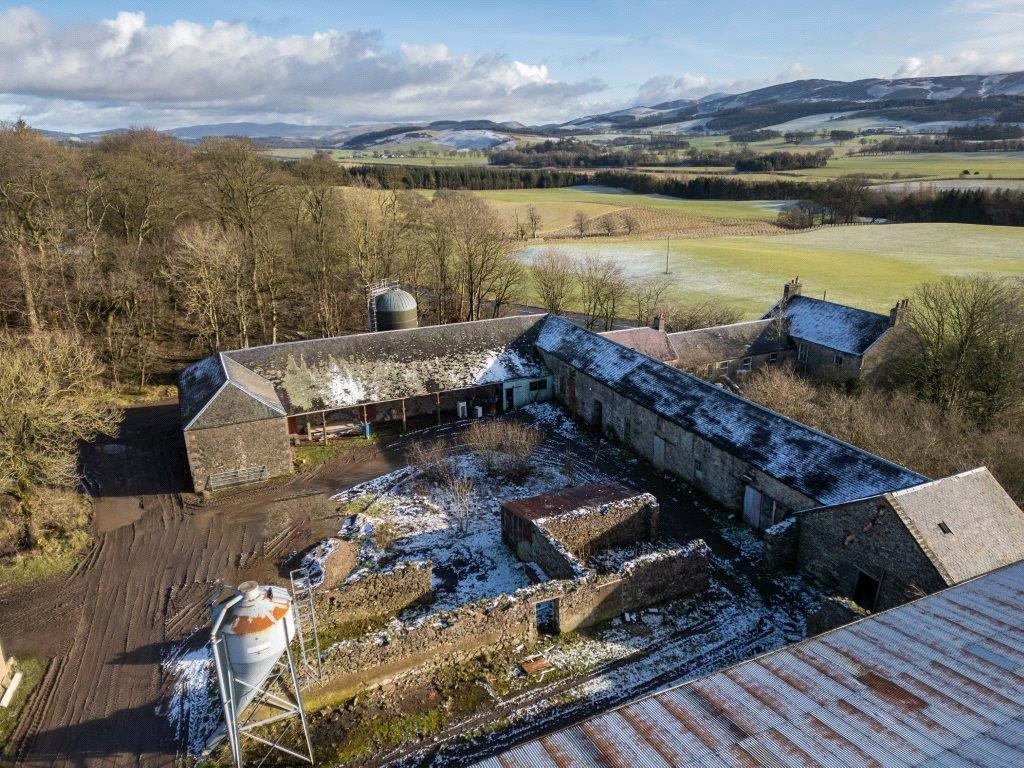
(0, 7), (606, 130)
(892, 0), (1024, 77)
(633, 64), (812, 105)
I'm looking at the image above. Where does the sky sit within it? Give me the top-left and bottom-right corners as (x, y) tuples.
(2, 0), (1023, 131)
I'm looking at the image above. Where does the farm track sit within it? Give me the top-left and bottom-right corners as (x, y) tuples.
(0, 402), (352, 768)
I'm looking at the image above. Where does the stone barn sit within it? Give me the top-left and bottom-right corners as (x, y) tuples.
(178, 315), (553, 491)
(793, 466), (1024, 611)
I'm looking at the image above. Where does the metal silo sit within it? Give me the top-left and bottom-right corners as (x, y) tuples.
(373, 287), (418, 331)
(209, 581), (314, 766)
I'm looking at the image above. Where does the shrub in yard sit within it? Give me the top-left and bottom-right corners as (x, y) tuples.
(463, 421), (543, 480)
(405, 439), (452, 482)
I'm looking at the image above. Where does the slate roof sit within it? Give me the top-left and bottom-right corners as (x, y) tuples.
(887, 467), (1024, 585)
(537, 315), (927, 506)
(598, 327), (678, 362)
(178, 353), (285, 430)
(501, 483), (638, 522)
(180, 315), (548, 429)
(764, 294), (891, 356)
(477, 559), (1024, 768)
(667, 319), (791, 368)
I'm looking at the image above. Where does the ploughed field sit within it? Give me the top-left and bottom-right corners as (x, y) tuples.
(518, 222), (1024, 317)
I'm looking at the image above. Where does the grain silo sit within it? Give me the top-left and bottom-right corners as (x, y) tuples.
(373, 287), (418, 331)
(209, 581), (314, 766)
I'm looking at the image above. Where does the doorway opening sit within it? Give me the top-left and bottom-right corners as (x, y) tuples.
(535, 599), (559, 636)
(852, 569), (881, 611)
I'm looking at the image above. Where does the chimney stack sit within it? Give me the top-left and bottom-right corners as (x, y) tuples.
(782, 277), (803, 303)
(889, 298), (910, 327)
(651, 314), (664, 331)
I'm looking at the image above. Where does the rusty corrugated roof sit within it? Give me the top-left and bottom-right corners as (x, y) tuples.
(476, 559), (1024, 767)
(500, 483), (637, 522)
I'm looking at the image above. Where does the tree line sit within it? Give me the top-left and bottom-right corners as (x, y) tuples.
(859, 135), (1024, 154)
(734, 149), (832, 172)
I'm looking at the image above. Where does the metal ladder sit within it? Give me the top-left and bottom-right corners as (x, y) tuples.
(288, 568), (323, 690)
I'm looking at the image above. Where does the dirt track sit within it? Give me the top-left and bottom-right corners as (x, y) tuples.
(0, 402), (382, 768)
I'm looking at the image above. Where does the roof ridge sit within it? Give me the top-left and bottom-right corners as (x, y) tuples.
(666, 318), (774, 336)
(887, 492), (955, 586)
(786, 293), (890, 320)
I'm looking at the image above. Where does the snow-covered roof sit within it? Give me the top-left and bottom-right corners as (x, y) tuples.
(764, 294), (891, 356)
(180, 315), (548, 428)
(537, 315), (926, 506)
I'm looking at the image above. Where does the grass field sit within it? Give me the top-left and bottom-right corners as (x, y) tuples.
(468, 186), (779, 234)
(518, 223), (1024, 316)
(789, 151), (1024, 181)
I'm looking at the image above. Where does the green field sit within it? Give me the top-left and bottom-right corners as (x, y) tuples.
(518, 223), (1024, 316)
(790, 151), (1024, 181)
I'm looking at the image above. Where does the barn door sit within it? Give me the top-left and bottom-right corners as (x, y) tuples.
(743, 485), (762, 528)
(652, 435), (666, 469)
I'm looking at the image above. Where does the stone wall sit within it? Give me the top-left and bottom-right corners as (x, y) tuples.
(797, 497), (945, 611)
(806, 595), (870, 636)
(761, 516), (799, 572)
(183, 416), (292, 491)
(796, 340), (865, 383)
(313, 540), (709, 700)
(318, 560), (434, 624)
(541, 353), (819, 517)
(539, 495), (659, 560)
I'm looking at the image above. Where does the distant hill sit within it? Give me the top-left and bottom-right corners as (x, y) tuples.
(30, 70), (1024, 147)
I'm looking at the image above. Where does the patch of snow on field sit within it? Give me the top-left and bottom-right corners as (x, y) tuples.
(159, 641), (218, 757)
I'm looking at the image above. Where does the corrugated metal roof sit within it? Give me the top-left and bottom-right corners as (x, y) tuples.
(764, 295), (891, 356)
(477, 560), (1024, 768)
(537, 315), (927, 507)
(501, 482), (638, 522)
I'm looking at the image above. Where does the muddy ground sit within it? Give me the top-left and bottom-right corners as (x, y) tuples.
(0, 402), (399, 768)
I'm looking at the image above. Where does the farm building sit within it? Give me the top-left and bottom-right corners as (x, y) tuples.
(179, 315), (554, 491)
(477, 557), (1024, 768)
(666, 319), (787, 382)
(762, 277), (909, 382)
(792, 466), (1024, 611)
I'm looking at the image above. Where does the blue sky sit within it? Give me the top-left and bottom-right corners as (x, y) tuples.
(2, 1), (1023, 130)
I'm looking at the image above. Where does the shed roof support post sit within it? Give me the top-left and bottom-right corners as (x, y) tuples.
(436, 392), (441, 425)
(362, 405), (368, 439)
(401, 399), (407, 431)
(321, 411), (327, 442)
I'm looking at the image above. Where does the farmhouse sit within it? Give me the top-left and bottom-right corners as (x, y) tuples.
(477, 558), (1024, 768)
(602, 278), (909, 384)
(791, 466), (1024, 611)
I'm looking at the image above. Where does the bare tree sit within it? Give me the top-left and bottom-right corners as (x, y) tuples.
(599, 215), (618, 236)
(443, 474), (475, 535)
(620, 212), (639, 235)
(527, 206), (542, 238)
(629, 274), (673, 326)
(661, 300), (743, 331)
(572, 210), (589, 237)
(577, 256), (628, 330)
(530, 249), (575, 314)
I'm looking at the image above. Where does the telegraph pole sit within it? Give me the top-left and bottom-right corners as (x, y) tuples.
(664, 235), (671, 274)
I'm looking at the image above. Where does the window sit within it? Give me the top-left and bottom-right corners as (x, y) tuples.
(833, 354), (844, 367)
(852, 569), (881, 611)
(717, 360), (729, 373)
(797, 344), (807, 362)
(740, 356), (752, 372)
(529, 378), (547, 392)
(769, 352), (779, 364)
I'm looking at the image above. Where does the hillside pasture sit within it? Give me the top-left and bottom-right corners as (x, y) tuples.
(518, 223), (1024, 317)
(263, 147), (489, 166)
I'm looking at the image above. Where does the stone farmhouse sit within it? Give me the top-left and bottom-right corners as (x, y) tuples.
(479, 557), (1024, 768)
(602, 277), (909, 385)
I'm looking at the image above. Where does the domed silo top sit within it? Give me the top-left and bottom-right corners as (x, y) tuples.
(374, 287), (418, 331)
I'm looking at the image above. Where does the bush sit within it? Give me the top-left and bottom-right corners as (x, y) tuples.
(405, 439), (452, 482)
(463, 420), (543, 480)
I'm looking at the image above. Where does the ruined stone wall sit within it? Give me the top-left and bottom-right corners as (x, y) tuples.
(313, 541), (710, 699)
(183, 417), (292, 491)
(797, 497), (946, 611)
(620, 541), (710, 611)
(806, 595), (870, 636)
(541, 353), (818, 516)
(318, 561), (434, 624)
(527, 525), (585, 580)
(761, 516), (799, 572)
(539, 495), (659, 559)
